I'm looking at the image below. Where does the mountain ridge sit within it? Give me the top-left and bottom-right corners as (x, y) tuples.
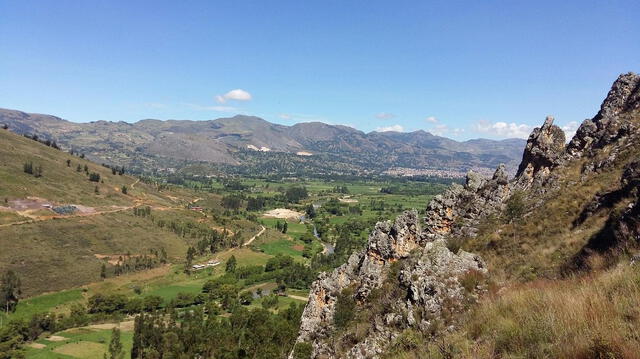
(0, 109), (526, 177)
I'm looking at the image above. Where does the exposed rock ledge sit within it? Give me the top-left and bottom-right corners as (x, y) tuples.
(293, 72), (640, 359)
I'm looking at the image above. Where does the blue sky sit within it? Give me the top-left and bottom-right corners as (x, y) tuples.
(1, 1), (638, 140)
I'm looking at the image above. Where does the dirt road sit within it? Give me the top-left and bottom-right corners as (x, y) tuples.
(243, 225), (266, 246)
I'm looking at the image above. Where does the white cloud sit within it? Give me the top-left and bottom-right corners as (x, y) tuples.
(561, 121), (579, 140)
(429, 124), (449, 136)
(375, 124), (404, 132)
(425, 116), (438, 123)
(375, 112), (396, 120)
(276, 112), (327, 123)
(215, 89), (252, 103)
(451, 128), (465, 137)
(473, 120), (533, 139)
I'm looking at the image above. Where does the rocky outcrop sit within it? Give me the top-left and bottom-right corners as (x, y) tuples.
(294, 211), (426, 358)
(567, 72), (640, 159)
(515, 116), (566, 189)
(572, 161), (640, 266)
(294, 167), (508, 358)
(293, 73), (640, 358)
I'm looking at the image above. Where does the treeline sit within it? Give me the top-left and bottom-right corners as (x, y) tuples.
(204, 254), (317, 299)
(132, 206), (240, 254)
(22, 162), (42, 178)
(312, 216), (380, 271)
(111, 250), (167, 277)
(22, 133), (60, 150)
(130, 303), (307, 359)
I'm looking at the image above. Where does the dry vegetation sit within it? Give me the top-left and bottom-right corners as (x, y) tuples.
(385, 263), (640, 359)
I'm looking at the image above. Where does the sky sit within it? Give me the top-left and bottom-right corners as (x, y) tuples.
(1, 0), (639, 140)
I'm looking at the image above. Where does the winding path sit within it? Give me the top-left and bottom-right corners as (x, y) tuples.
(243, 225), (266, 246)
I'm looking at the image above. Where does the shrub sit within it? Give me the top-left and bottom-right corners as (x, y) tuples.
(334, 288), (356, 330)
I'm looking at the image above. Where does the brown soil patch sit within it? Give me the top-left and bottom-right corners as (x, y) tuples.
(45, 335), (68, 342)
(94, 253), (145, 265)
(263, 208), (303, 220)
(339, 197), (358, 203)
(85, 320), (134, 332)
(8, 197), (51, 210)
(28, 342), (47, 349)
(292, 244), (304, 251)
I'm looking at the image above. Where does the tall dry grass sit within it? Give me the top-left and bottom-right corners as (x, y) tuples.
(463, 264), (640, 358)
(385, 264), (640, 359)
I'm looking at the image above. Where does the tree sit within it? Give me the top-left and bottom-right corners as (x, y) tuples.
(282, 221), (288, 234)
(0, 270), (21, 313)
(333, 288), (355, 329)
(101, 264), (107, 279)
(305, 204), (316, 219)
(76, 164), (82, 172)
(504, 190), (527, 223)
(108, 327), (124, 359)
(185, 247), (196, 274)
(95, 185), (100, 194)
(66, 159), (71, 167)
(226, 255), (237, 273)
(222, 195), (242, 210)
(121, 185), (128, 195)
(23, 162), (33, 174)
(33, 165), (42, 178)
(2, 124), (7, 130)
(131, 315), (143, 359)
(285, 186), (308, 203)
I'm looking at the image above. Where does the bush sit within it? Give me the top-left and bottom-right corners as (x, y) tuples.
(89, 172), (101, 182)
(292, 342), (313, 359)
(334, 288), (355, 329)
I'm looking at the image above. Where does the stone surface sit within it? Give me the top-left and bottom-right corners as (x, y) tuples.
(515, 116), (566, 189)
(567, 72), (640, 159)
(292, 73), (640, 359)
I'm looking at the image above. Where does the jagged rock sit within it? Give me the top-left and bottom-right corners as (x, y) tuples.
(464, 170), (486, 192)
(567, 72), (640, 159)
(515, 116), (566, 189)
(294, 73), (640, 359)
(399, 241), (486, 318)
(294, 211), (426, 358)
(573, 161), (640, 227)
(492, 164), (509, 186)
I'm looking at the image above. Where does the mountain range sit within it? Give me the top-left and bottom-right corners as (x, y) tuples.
(0, 108), (526, 177)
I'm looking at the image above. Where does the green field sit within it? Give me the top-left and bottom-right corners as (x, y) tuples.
(25, 325), (133, 359)
(0, 127), (455, 356)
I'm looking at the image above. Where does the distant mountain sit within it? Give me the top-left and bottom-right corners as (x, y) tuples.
(0, 108), (526, 177)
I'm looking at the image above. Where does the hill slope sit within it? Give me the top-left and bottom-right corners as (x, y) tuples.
(0, 110), (526, 176)
(292, 72), (640, 358)
(0, 129), (256, 296)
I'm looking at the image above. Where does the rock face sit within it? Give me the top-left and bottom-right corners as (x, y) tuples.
(572, 161), (640, 266)
(515, 116), (565, 189)
(567, 72), (640, 159)
(293, 73), (640, 358)
(294, 168), (510, 358)
(294, 219), (487, 358)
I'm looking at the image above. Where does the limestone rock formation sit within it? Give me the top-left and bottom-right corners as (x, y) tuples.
(567, 72), (640, 159)
(293, 73), (640, 359)
(515, 116), (566, 189)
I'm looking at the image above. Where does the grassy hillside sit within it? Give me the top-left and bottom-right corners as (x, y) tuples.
(0, 128), (257, 297)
